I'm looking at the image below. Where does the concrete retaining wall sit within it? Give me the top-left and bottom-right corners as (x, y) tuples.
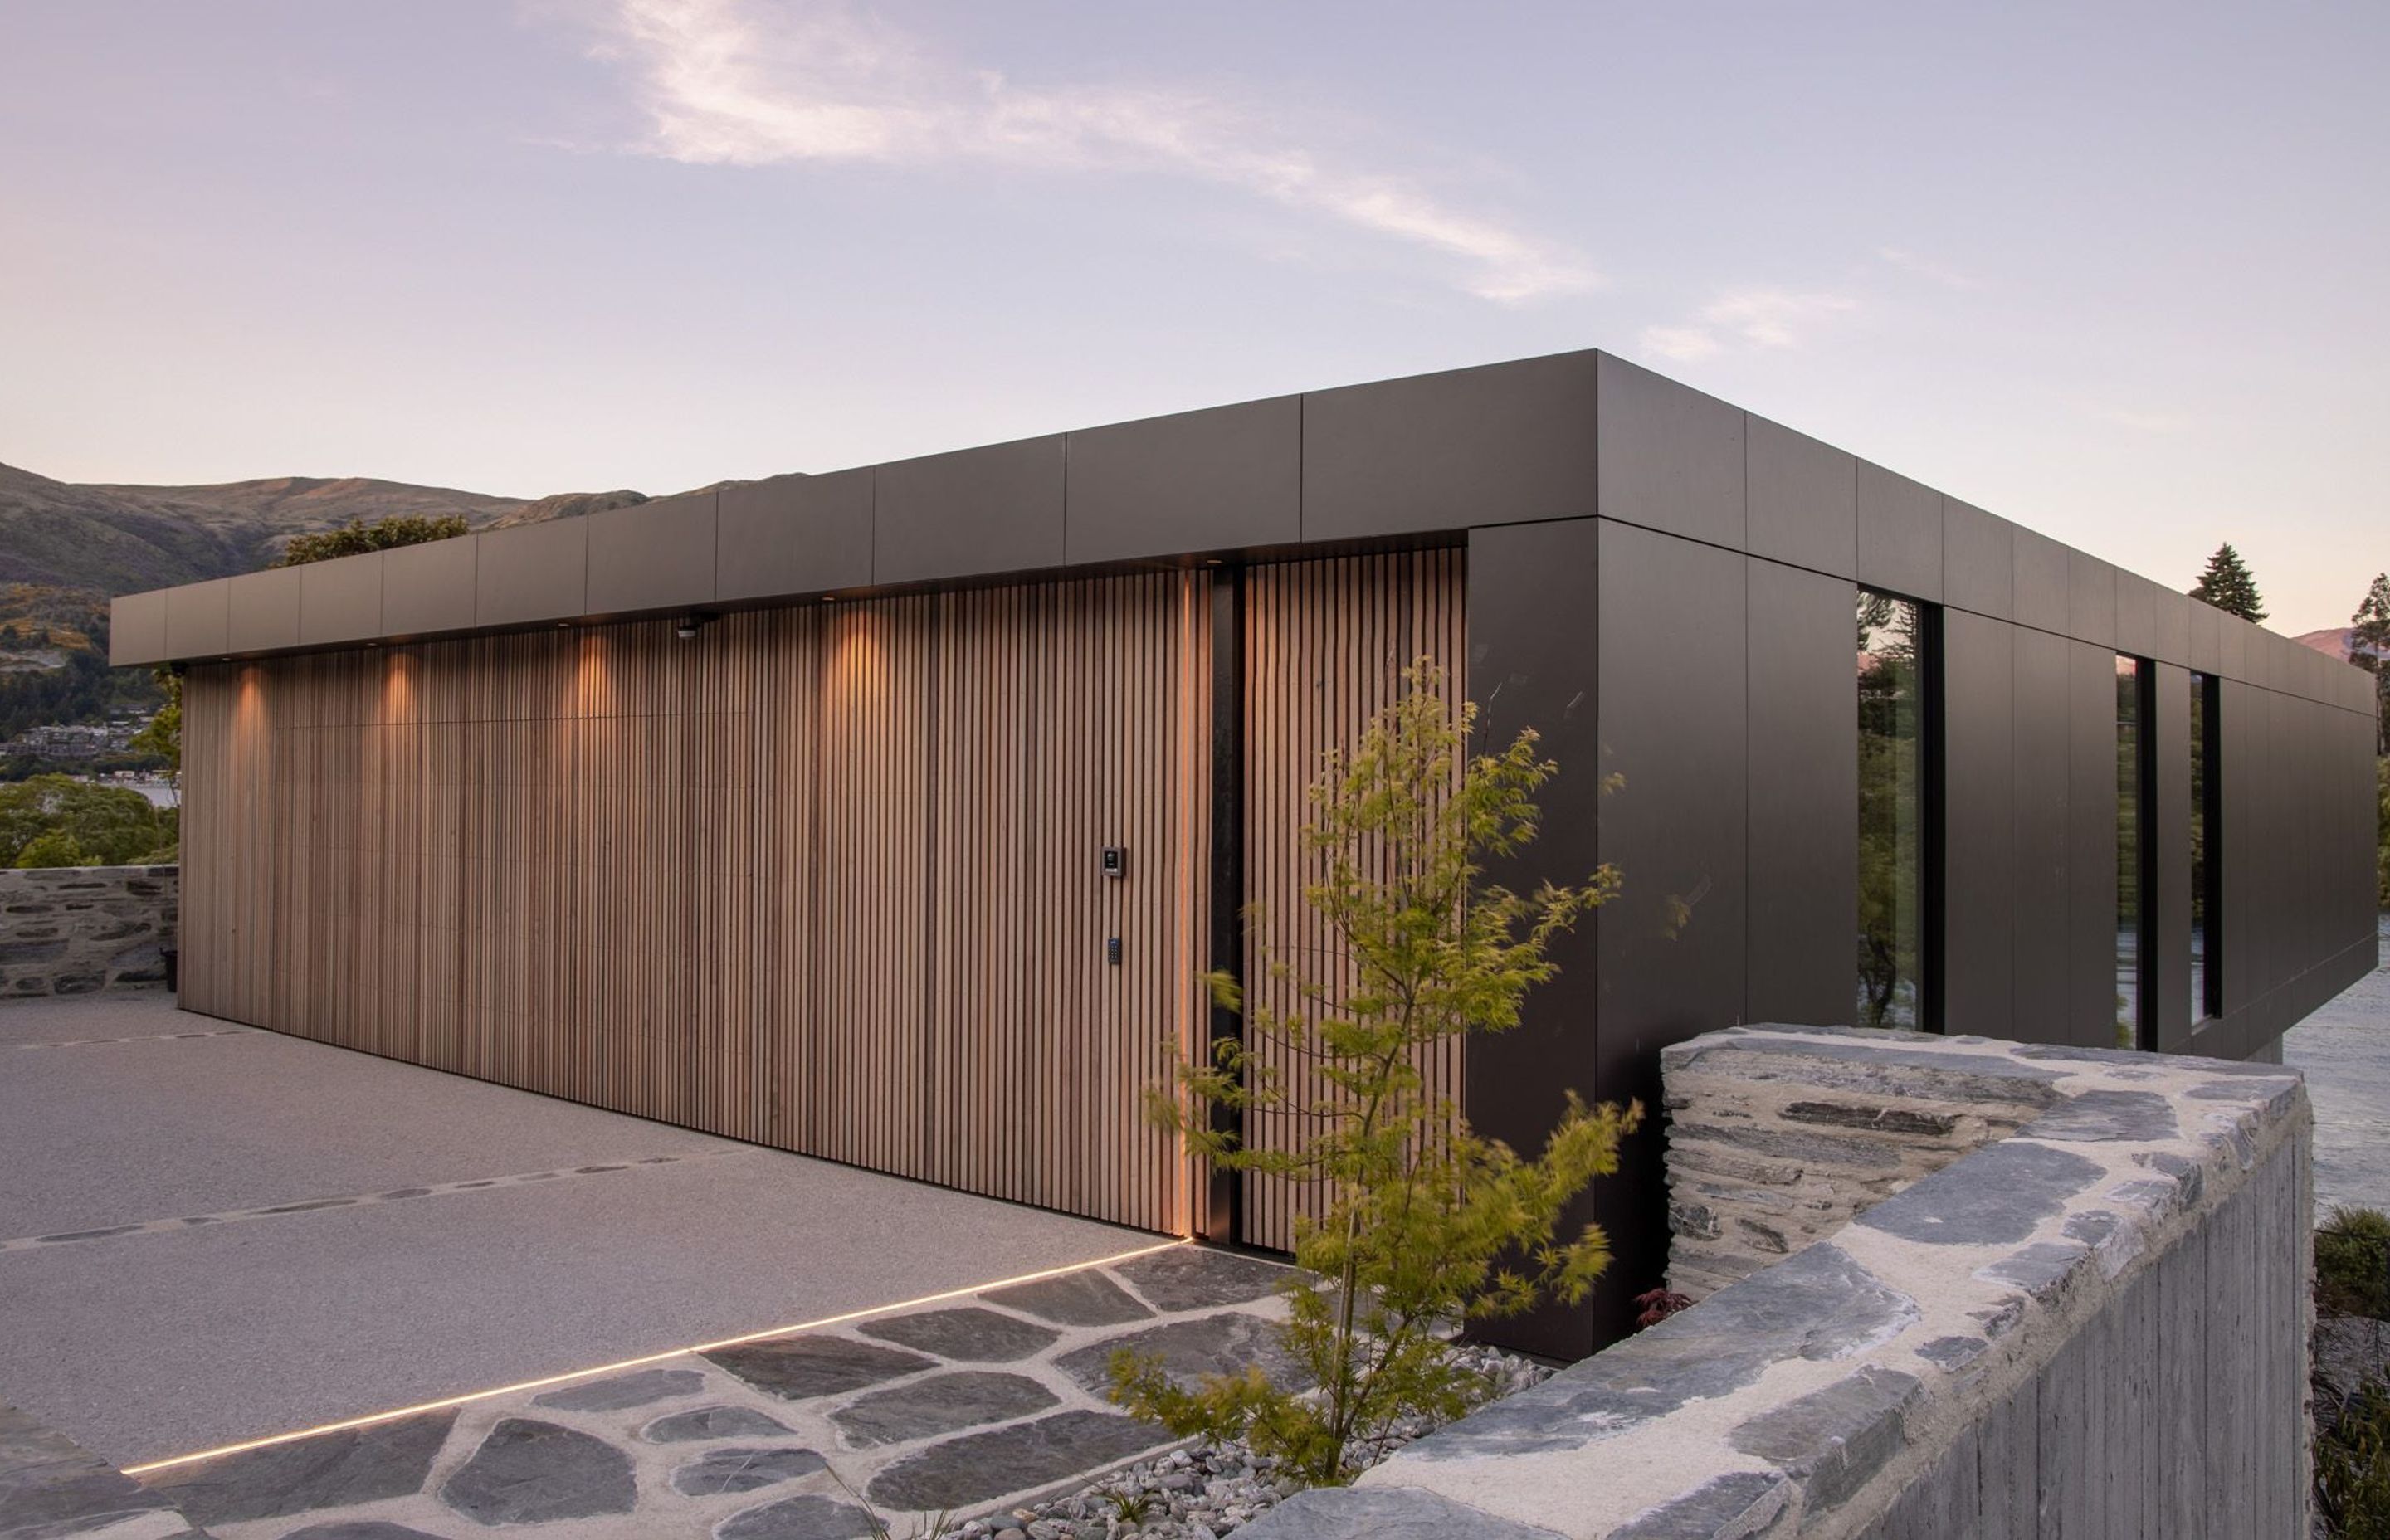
(1241, 1025), (2313, 1539)
(0, 865), (178, 997)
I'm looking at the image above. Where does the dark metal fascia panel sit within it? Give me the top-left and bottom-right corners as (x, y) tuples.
(1593, 518), (1748, 1347)
(2010, 626), (2071, 1039)
(1940, 609), (2017, 1036)
(717, 470), (873, 600)
(476, 519), (588, 627)
(164, 578), (232, 659)
(227, 567), (302, 653)
(1302, 351), (1597, 543)
(588, 490), (719, 616)
(383, 534), (479, 636)
(1942, 499), (2013, 620)
(1595, 353), (1745, 550)
(1463, 516), (1603, 1359)
(2068, 551), (2117, 648)
(1746, 558), (1860, 1026)
(2011, 524), (2071, 635)
(1066, 397), (1300, 565)
(1856, 461), (1941, 602)
(1745, 413), (1857, 578)
(109, 590), (169, 666)
(873, 435), (1066, 587)
(2065, 641), (2123, 1048)
(297, 553), (387, 646)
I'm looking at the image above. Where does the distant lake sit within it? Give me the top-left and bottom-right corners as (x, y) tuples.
(74, 777), (178, 808)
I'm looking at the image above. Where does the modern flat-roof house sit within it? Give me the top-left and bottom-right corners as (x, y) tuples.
(110, 349), (2378, 1357)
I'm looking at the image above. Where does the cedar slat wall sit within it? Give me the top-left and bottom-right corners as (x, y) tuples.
(1241, 548), (1467, 1252)
(180, 572), (1212, 1234)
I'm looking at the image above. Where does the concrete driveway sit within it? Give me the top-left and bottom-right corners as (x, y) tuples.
(0, 992), (1156, 1469)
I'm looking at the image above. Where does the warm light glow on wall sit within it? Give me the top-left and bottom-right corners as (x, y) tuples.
(381, 651), (414, 722)
(573, 629), (611, 716)
(828, 603), (888, 707)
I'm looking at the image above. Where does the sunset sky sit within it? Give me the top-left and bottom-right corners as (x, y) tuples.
(2, 1), (2382, 632)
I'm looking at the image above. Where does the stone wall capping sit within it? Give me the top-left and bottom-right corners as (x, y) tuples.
(1236, 1023), (2312, 1539)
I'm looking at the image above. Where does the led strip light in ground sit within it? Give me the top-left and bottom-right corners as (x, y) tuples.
(121, 1237), (1188, 1477)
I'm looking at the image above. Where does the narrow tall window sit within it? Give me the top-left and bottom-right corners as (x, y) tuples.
(2189, 671), (2222, 1023)
(1856, 591), (1926, 1030)
(2116, 656), (2149, 1048)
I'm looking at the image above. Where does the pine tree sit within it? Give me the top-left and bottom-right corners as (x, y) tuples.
(2189, 543), (2267, 623)
(2351, 573), (2390, 756)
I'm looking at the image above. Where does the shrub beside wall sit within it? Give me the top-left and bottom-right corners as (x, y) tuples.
(0, 865), (177, 997)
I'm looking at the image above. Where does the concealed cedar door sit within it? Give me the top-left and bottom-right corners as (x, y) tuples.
(1240, 547), (1466, 1252)
(177, 572), (1212, 1236)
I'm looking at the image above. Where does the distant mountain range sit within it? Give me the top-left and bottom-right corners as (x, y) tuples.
(0, 461), (676, 596)
(0, 462), (681, 748)
(2295, 626), (2373, 664)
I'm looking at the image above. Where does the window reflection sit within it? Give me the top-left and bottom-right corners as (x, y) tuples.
(2190, 672), (2222, 1024)
(1856, 591), (1924, 1030)
(2116, 656), (2147, 1048)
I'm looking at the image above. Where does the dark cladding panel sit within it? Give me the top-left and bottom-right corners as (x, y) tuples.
(298, 553), (384, 646)
(717, 470), (873, 600)
(1595, 519), (1748, 1346)
(2188, 591), (2221, 676)
(2149, 662), (2192, 1049)
(1301, 351), (1597, 542)
(588, 490), (718, 615)
(1596, 354), (1744, 549)
(227, 567), (302, 653)
(476, 518), (588, 627)
(2012, 627), (2071, 1040)
(875, 435), (1066, 586)
(383, 534), (478, 636)
(1466, 518), (1602, 1358)
(2066, 642), (2121, 1047)
(2012, 525), (2070, 635)
(2208, 609), (2246, 684)
(2114, 571), (2158, 659)
(2068, 552), (2117, 648)
(1746, 559), (1858, 1026)
(1856, 462), (1941, 602)
(1746, 414), (1856, 577)
(166, 579), (232, 658)
(1942, 610), (2016, 1036)
(110, 590), (168, 666)
(2153, 587), (2192, 666)
(1067, 397), (1299, 565)
(1943, 499), (2013, 620)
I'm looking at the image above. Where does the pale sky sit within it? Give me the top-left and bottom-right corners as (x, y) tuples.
(2, 1), (2382, 633)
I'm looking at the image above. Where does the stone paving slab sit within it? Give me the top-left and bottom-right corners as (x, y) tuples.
(0, 1400), (212, 1539)
(139, 1245), (1292, 1540)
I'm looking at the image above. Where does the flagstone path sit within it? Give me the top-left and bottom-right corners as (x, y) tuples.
(139, 1245), (1295, 1540)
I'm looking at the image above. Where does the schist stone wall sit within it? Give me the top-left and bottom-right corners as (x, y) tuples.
(0, 865), (178, 997)
(1661, 1033), (2071, 1300)
(1241, 1025), (2312, 1540)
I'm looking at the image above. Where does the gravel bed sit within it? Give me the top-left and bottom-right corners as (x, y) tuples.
(939, 1343), (1553, 1539)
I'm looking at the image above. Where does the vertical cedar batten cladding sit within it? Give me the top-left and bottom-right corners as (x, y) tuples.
(178, 572), (1213, 1235)
(1240, 548), (1468, 1254)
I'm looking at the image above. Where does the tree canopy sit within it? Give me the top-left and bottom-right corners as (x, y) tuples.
(2351, 574), (2390, 757)
(2189, 543), (2267, 623)
(0, 775), (177, 867)
(276, 513), (468, 568)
